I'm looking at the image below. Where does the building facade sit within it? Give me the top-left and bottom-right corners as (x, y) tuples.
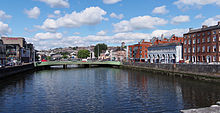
(183, 22), (220, 63)
(0, 39), (6, 66)
(128, 39), (152, 61)
(147, 43), (182, 63)
(1, 37), (35, 63)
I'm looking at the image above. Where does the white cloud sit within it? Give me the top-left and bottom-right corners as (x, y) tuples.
(38, 0), (69, 8)
(113, 15), (168, 32)
(0, 10), (12, 20)
(54, 10), (61, 15)
(37, 7), (107, 31)
(174, 0), (220, 9)
(152, 28), (188, 37)
(29, 28), (187, 50)
(97, 30), (107, 36)
(152, 5), (169, 15)
(202, 15), (220, 26)
(103, 0), (122, 4)
(110, 13), (124, 19)
(0, 21), (12, 36)
(48, 10), (61, 18)
(25, 7), (40, 19)
(171, 15), (190, 24)
(195, 14), (205, 19)
(34, 32), (63, 40)
(73, 32), (80, 35)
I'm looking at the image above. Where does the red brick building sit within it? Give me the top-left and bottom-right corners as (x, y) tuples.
(128, 35), (183, 61)
(128, 39), (152, 61)
(183, 22), (220, 63)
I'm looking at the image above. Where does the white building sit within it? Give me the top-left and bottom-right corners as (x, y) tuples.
(147, 43), (182, 63)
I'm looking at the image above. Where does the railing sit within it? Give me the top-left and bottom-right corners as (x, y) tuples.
(35, 61), (122, 67)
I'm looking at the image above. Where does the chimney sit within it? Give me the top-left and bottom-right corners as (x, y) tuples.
(189, 28), (192, 31)
(202, 25), (208, 28)
(218, 21), (220, 26)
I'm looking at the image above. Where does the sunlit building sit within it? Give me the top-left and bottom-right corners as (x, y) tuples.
(183, 22), (220, 63)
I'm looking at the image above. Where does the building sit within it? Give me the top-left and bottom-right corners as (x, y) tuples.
(0, 39), (6, 66)
(147, 43), (182, 63)
(1, 37), (34, 63)
(183, 22), (220, 63)
(111, 47), (126, 61)
(151, 34), (184, 45)
(128, 35), (183, 62)
(128, 39), (152, 61)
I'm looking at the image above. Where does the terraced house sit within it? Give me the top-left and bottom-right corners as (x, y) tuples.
(183, 22), (220, 63)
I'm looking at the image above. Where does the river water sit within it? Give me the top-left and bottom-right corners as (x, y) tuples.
(0, 67), (220, 113)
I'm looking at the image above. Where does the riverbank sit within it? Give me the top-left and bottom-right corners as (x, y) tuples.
(0, 63), (35, 79)
(122, 62), (220, 83)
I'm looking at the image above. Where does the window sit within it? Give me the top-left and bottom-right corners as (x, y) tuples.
(213, 31), (216, 35)
(184, 36), (187, 38)
(189, 40), (191, 45)
(193, 39), (196, 44)
(193, 47), (195, 53)
(207, 46), (210, 52)
(198, 56), (201, 62)
(202, 38), (205, 43)
(188, 47), (191, 53)
(193, 34), (195, 37)
(213, 36), (216, 42)
(213, 45), (216, 52)
(184, 48), (187, 53)
(208, 31), (211, 35)
(197, 33), (200, 37)
(213, 56), (216, 62)
(184, 56), (187, 60)
(197, 46), (200, 52)
(197, 39), (200, 43)
(202, 46), (205, 52)
(184, 40), (187, 44)
(207, 37), (210, 42)
(219, 45), (220, 52)
(202, 33), (205, 36)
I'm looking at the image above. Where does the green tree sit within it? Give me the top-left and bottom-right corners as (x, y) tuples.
(94, 43), (108, 57)
(77, 49), (90, 59)
(62, 55), (68, 59)
(46, 56), (51, 61)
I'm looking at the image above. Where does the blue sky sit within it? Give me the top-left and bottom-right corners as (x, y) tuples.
(0, 0), (219, 50)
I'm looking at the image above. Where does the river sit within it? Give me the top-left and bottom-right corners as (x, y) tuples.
(0, 67), (220, 113)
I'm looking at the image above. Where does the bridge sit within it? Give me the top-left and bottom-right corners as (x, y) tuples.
(35, 61), (122, 69)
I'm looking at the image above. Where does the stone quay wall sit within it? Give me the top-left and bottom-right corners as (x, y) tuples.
(122, 62), (220, 82)
(0, 63), (35, 79)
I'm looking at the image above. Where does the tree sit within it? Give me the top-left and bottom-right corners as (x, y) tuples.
(62, 55), (68, 59)
(46, 56), (51, 61)
(94, 43), (108, 57)
(77, 50), (90, 59)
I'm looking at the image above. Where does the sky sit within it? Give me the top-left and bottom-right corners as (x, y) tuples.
(0, 0), (220, 50)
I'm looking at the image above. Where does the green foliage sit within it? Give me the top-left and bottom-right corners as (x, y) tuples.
(73, 46), (78, 50)
(94, 43), (108, 57)
(46, 56), (51, 61)
(62, 55), (68, 59)
(77, 49), (90, 59)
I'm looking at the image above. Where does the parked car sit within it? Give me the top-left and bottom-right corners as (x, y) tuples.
(82, 59), (87, 62)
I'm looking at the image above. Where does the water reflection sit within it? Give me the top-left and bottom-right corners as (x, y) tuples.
(0, 68), (220, 113)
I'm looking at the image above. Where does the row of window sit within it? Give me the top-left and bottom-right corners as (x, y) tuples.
(184, 30), (219, 38)
(184, 55), (219, 62)
(184, 36), (218, 45)
(184, 45), (218, 53)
